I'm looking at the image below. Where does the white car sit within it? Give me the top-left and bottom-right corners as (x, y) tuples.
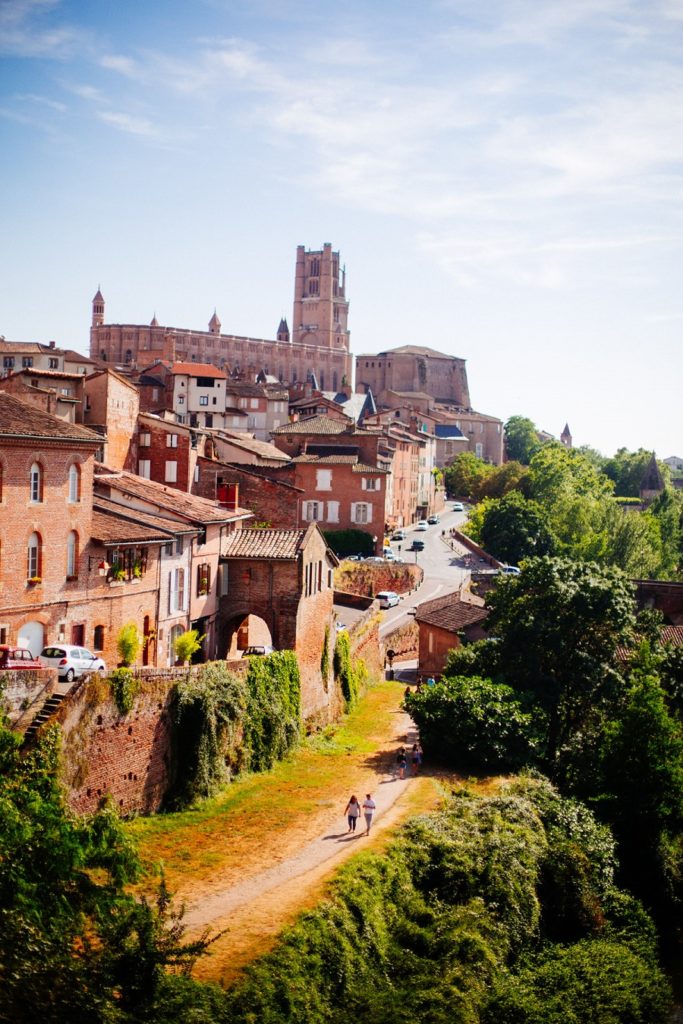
(39, 645), (106, 682)
(452, 502), (464, 512)
(377, 591), (400, 609)
(415, 521), (429, 532)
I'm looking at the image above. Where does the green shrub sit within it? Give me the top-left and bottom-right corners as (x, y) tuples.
(243, 651), (302, 772)
(333, 631), (366, 709)
(116, 622), (141, 666)
(109, 667), (139, 716)
(172, 629), (204, 666)
(323, 528), (374, 557)
(405, 676), (539, 771)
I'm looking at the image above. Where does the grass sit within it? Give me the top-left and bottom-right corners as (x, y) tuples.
(128, 678), (412, 895)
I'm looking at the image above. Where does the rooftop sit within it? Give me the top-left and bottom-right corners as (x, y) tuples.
(415, 591), (488, 632)
(0, 391), (102, 444)
(222, 527), (308, 560)
(94, 464), (251, 525)
(170, 362), (227, 379)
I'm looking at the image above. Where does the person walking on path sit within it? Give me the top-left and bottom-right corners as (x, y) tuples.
(396, 747), (408, 780)
(411, 743), (422, 775)
(344, 795), (361, 833)
(362, 794), (376, 834)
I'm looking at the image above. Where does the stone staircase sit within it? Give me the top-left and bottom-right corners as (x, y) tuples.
(22, 691), (67, 745)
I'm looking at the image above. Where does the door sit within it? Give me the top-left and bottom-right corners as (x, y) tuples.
(17, 620), (44, 657)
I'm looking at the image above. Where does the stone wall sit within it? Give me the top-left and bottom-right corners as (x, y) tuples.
(334, 561), (423, 598)
(54, 671), (178, 816)
(0, 668), (56, 729)
(383, 620), (419, 661)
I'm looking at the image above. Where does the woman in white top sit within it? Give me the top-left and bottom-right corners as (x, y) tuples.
(344, 795), (361, 832)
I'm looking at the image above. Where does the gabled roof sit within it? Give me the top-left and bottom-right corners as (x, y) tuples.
(0, 392), (102, 444)
(91, 502), (178, 545)
(272, 415), (369, 436)
(415, 591), (488, 632)
(170, 362), (227, 378)
(14, 368), (83, 381)
(640, 453), (665, 493)
(94, 465), (251, 525)
(222, 528), (308, 560)
(214, 431), (291, 461)
(63, 349), (98, 365)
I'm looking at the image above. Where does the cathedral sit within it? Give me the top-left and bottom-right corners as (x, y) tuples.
(89, 244), (353, 392)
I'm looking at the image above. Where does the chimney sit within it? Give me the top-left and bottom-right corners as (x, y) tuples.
(49, 341), (56, 349)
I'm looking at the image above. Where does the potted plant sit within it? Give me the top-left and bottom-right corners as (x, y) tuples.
(132, 560), (143, 579)
(109, 562), (126, 582)
(27, 576), (42, 585)
(173, 629), (205, 667)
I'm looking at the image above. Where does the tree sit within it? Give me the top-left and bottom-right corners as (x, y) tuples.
(603, 448), (670, 498)
(0, 721), (209, 1021)
(477, 459), (530, 500)
(484, 556), (636, 766)
(443, 451), (493, 499)
(173, 628), (204, 666)
(504, 415), (542, 464)
(478, 490), (556, 565)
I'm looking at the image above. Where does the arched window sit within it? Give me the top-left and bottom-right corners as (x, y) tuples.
(66, 530), (78, 577)
(27, 532), (41, 580)
(68, 464), (80, 503)
(30, 462), (43, 503)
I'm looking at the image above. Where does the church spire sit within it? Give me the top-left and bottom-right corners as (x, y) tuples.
(92, 287), (105, 327)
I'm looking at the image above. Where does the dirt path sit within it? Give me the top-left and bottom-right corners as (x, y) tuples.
(132, 672), (443, 986)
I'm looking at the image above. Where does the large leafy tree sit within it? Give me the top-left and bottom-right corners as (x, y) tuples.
(484, 557), (636, 766)
(504, 415), (542, 464)
(478, 490), (556, 565)
(603, 448), (670, 498)
(443, 451), (494, 499)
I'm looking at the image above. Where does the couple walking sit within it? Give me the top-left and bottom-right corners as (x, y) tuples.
(344, 794), (376, 835)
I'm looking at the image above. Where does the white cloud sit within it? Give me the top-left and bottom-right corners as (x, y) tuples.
(98, 110), (156, 137)
(100, 54), (142, 78)
(15, 91), (66, 112)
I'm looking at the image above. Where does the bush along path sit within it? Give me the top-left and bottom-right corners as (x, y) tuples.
(129, 672), (443, 985)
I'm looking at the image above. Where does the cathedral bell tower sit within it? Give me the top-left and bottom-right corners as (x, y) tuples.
(92, 288), (105, 327)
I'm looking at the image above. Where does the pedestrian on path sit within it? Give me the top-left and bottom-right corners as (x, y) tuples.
(396, 747), (407, 780)
(362, 794), (376, 834)
(411, 743), (422, 775)
(344, 795), (361, 832)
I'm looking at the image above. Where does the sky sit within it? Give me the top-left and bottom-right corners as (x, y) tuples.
(1, 0), (681, 458)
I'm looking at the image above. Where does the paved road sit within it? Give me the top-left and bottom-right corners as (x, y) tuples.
(379, 507), (470, 637)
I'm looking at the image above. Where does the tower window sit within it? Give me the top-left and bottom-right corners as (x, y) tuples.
(30, 462), (43, 503)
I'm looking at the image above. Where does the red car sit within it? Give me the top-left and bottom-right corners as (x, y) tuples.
(0, 646), (43, 670)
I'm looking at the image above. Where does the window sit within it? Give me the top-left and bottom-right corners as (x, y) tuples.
(29, 462), (42, 502)
(138, 459), (151, 479)
(303, 501), (321, 521)
(27, 532), (41, 579)
(196, 563), (211, 596)
(165, 461), (178, 483)
(169, 568), (185, 613)
(351, 502), (371, 524)
(178, 395), (185, 405)
(327, 500), (339, 523)
(68, 463), (80, 503)
(362, 477), (380, 491)
(169, 624), (185, 665)
(22, 356), (33, 368)
(152, 388), (159, 401)
(175, 536), (184, 555)
(250, 398), (259, 409)
(475, 442), (483, 459)
(316, 469), (332, 491)
(49, 357), (58, 369)
(205, 414), (213, 427)
(93, 625), (105, 651)
(2, 356), (14, 369)
(164, 541), (173, 557)
(219, 563), (229, 596)
(199, 395), (209, 406)
(139, 432), (151, 447)
(66, 531), (78, 577)
(166, 433), (178, 448)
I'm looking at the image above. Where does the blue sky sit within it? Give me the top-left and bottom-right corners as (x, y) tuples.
(1, 0), (681, 457)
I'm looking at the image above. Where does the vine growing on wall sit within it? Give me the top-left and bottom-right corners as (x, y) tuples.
(321, 625), (330, 686)
(333, 632), (367, 710)
(109, 667), (139, 716)
(243, 651), (302, 772)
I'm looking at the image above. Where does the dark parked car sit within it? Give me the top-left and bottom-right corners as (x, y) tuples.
(0, 645), (43, 670)
(411, 539), (425, 551)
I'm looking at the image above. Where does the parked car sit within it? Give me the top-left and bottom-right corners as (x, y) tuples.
(391, 529), (406, 541)
(242, 645), (275, 657)
(411, 539), (425, 551)
(384, 548), (396, 561)
(39, 645), (106, 682)
(500, 565), (521, 575)
(416, 520), (429, 532)
(452, 502), (465, 512)
(427, 514), (440, 525)
(377, 591), (400, 609)
(0, 645), (43, 670)
(365, 556), (386, 564)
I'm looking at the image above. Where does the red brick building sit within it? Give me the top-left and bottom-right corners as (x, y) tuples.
(415, 590), (488, 679)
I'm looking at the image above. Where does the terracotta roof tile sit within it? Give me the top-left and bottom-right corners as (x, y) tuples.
(415, 591), (488, 632)
(91, 504), (177, 545)
(94, 465), (251, 524)
(271, 416), (365, 435)
(0, 392), (102, 444)
(170, 362), (227, 378)
(222, 528), (307, 560)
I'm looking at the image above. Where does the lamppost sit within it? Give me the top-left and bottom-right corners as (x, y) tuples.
(372, 534), (378, 555)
